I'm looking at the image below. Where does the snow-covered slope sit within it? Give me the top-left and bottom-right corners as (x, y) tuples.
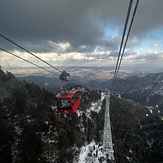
(0, 69), (163, 162)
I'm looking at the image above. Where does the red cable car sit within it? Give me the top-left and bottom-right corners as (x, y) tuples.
(56, 89), (80, 114)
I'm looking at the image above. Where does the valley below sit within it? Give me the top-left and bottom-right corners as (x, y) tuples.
(0, 68), (163, 162)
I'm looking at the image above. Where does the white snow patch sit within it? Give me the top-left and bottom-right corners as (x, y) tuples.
(77, 92), (104, 119)
(44, 121), (49, 125)
(78, 141), (100, 163)
(78, 141), (112, 163)
(85, 103), (98, 119)
(101, 92), (105, 102)
(49, 139), (56, 143)
(126, 156), (130, 160)
(146, 106), (153, 114)
(149, 109), (153, 114)
(14, 126), (22, 135)
(76, 110), (83, 117)
(89, 101), (101, 113)
(51, 106), (57, 111)
(78, 144), (90, 163)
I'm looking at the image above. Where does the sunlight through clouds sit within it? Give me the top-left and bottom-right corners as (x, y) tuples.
(1, 0), (163, 68)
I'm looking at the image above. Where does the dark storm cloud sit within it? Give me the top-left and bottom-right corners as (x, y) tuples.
(1, 0), (104, 51)
(128, 0), (163, 38)
(1, 0), (163, 53)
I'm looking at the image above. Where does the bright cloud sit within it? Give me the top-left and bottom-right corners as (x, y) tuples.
(1, 0), (163, 69)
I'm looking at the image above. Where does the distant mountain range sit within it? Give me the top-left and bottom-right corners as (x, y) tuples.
(17, 75), (60, 93)
(18, 72), (163, 112)
(101, 72), (163, 112)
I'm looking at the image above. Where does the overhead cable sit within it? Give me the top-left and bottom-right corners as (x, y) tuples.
(116, 0), (139, 77)
(0, 34), (87, 88)
(0, 48), (59, 76)
(112, 0), (139, 91)
(0, 34), (62, 73)
(113, 0), (133, 80)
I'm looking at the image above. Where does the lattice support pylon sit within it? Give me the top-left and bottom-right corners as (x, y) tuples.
(103, 90), (114, 161)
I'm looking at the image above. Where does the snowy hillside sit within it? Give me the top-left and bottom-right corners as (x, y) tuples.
(0, 69), (163, 162)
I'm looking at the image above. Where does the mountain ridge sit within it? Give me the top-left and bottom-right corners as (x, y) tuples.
(0, 69), (163, 162)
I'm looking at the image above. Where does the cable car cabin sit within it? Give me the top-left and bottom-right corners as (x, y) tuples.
(56, 89), (80, 114)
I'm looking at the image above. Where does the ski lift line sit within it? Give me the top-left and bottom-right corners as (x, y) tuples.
(0, 34), (62, 73)
(114, 0), (133, 79)
(113, 0), (133, 80)
(112, 0), (139, 91)
(0, 48), (60, 77)
(116, 0), (139, 76)
(0, 34), (88, 89)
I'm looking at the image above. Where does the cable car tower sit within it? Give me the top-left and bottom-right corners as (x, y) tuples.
(103, 90), (114, 161)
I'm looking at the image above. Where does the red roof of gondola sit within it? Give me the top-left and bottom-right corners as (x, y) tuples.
(56, 89), (78, 99)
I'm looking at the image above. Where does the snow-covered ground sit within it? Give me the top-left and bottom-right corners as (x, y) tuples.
(78, 141), (108, 163)
(77, 92), (105, 119)
(77, 92), (113, 163)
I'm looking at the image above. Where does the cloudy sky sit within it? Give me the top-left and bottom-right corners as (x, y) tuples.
(1, 0), (163, 71)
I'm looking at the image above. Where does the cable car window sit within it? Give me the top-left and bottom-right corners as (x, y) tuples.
(72, 96), (76, 105)
(72, 92), (79, 105)
(58, 98), (71, 109)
